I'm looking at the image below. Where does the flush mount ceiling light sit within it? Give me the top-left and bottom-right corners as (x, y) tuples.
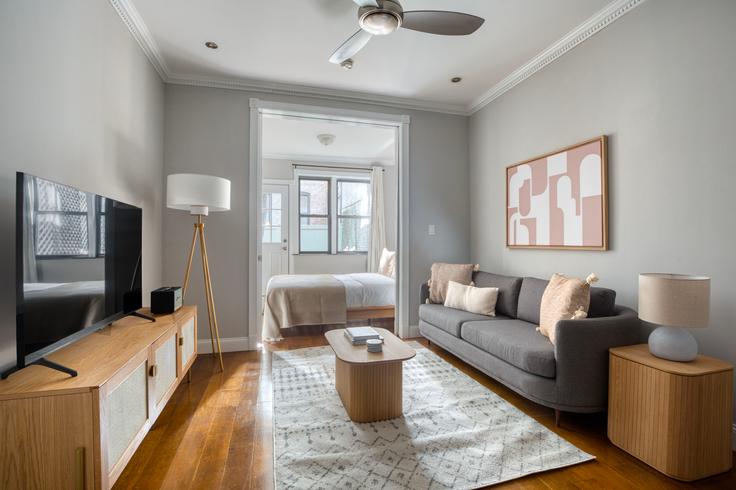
(317, 134), (336, 146)
(204, 41), (219, 49)
(451, 77), (462, 83)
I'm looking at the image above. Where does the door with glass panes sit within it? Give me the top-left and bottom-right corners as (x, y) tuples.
(261, 184), (289, 298)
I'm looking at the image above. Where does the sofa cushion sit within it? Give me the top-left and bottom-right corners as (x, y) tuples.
(418, 304), (497, 337)
(461, 319), (556, 378)
(589, 287), (617, 318)
(517, 276), (618, 324)
(517, 277), (548, 324)
(472, 272), (523, 318)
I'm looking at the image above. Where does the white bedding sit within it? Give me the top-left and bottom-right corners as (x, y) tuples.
(334, 272), (395, 308)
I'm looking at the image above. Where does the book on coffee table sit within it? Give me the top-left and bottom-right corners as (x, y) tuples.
(344, 326), (383, 345)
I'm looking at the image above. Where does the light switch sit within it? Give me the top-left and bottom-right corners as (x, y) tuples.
(428, 224), (436, 236)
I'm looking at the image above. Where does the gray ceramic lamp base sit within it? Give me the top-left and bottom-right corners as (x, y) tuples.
(648, 326), (698, 362)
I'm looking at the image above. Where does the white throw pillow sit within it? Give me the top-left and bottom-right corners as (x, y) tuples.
(444, 280), (499, 316)
(378, 248), (396, 278)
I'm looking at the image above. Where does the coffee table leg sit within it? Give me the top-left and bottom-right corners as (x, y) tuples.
(335, 358), (403, 423)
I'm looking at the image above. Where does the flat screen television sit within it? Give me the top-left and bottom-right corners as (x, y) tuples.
(4, 172), (146, 378)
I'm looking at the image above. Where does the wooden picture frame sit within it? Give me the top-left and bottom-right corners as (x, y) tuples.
(506, 135), (608, 250)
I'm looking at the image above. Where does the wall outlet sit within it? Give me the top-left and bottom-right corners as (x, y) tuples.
(428, 224), (436, 236)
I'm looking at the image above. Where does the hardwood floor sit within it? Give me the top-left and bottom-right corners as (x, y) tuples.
(114, 335), (736, 489)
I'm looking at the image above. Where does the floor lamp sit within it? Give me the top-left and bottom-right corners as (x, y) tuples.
(167, 173), (231, 372)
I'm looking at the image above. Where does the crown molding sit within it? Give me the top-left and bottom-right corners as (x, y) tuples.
(166, 73), (468, 115)
(108, 0), (169, 80)
(110, 0), (647, 117)
(467, 0), (647, 114)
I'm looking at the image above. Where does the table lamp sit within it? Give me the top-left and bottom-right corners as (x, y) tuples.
(167, 173), (231, 371)
(638, 273), (710, 362)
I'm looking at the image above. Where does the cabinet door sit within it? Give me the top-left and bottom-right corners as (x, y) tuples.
(100, 350), (151, 488)
(149, 328), (179, 420)
(178, 314), (197, 375)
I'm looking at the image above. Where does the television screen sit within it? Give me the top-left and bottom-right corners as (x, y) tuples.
(15, 172), (143, 368)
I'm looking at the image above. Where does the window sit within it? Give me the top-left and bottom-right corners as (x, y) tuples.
(298, 178), (330, 253)
(96, 197), (106, 256)
(262, 191), (283, 243)
(33, 177), (103, 259)
(34, 178), (90, 257)
(337, 179), (370, 253)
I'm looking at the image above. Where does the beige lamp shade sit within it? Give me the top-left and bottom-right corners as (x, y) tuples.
(167, 173), (231, 215)
(638, 273), (710, 328)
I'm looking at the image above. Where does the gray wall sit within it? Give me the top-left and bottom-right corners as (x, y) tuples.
(163, 85), (469, 341)
(0, 1), (165, 371)
(469, 0), (736, 424)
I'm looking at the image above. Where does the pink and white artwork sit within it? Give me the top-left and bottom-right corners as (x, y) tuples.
(506, 136), (608, 250)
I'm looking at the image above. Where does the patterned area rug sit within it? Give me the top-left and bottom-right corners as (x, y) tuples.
(272, 343), (594, 489)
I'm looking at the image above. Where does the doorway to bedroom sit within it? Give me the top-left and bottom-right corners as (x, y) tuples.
(249, 100), (409, 342)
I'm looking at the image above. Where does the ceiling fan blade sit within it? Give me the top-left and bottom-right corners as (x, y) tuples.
(329, 29), (373, 64)
(352, 0), (379, 7)
(401, 11), (485, 36)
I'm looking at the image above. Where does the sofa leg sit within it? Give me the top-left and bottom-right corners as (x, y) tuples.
(554, 409), (561, 427)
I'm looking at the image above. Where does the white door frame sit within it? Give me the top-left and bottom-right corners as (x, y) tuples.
(248, 98), (411, 343)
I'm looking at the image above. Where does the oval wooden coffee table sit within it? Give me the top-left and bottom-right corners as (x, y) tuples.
(325, 328), (415, 423)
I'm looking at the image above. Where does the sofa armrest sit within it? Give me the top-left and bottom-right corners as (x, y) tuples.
(554, 306), (641, 410)
(420, 282), (430, 305)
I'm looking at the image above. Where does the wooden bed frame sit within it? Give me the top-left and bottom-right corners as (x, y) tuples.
(346, 306), (395, 321)
(281, 306), (395, 337)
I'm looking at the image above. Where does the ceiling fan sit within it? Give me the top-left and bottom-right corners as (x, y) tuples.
(329, 0), (485, 64)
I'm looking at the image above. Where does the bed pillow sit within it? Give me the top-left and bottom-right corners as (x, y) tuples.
(444, 281), (499, 316)
(378, 248), (396, 278)
(538, 273), (599, 344)
(428, 262), (478, 304)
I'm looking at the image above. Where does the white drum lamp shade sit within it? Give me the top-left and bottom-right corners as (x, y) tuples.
(167, 173), (231, 215)
(638, 273), (710, 362)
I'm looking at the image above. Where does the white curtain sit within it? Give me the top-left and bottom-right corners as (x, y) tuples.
(367, 167), (386, 272)
(23, 176), (38, 283)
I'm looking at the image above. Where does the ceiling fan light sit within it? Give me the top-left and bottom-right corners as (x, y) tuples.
(360, 11), (400, 36)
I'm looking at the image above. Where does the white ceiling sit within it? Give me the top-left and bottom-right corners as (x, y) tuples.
(128, 0), (614, 110)
(262, 115), (396, 166)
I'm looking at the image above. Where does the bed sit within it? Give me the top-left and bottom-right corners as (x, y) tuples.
(262, 272), (395, 341)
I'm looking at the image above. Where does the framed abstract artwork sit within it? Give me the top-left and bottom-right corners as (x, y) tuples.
(506, 136), (608, 250)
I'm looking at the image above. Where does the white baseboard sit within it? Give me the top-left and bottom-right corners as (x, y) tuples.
(197, 336), (258, 354)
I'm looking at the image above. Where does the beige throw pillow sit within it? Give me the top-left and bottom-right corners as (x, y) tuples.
(444, 281), (499, 316)
(428, 262), (478, 304)
(378, 248), (396, 278)
(538, 273), (599, 344)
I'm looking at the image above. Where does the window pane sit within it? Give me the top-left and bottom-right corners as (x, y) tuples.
(337, 217), (369, 252)
(300, 217), (328, 252)
(299, 180), (328, 215)
(272, 228), (281, 243)
(338, 181), (370, 216)
(272, 210), (281, 226)
(271, 193), (281, 209)
(36, 179), (88, 212)
(36, 213), (89, 256)
(262, 227), (271, 243)
(262, 193), (270, 210)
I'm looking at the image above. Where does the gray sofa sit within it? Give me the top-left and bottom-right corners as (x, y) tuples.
(418, 271), (640, 418)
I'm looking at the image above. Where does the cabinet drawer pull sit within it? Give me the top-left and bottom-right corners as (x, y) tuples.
(179, 337), (184, 346)
(149, 364), (157, 377)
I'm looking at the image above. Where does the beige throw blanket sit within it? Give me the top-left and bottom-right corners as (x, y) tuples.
(262, 274), (347, 341)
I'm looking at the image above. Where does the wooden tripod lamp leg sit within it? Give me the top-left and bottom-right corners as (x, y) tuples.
(198, 222), (225, 372)
(182, 223), (199, 298)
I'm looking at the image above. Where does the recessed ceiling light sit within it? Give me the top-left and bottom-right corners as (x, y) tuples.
(205, 41), (219, 49)
(451, 77), (462, 83)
